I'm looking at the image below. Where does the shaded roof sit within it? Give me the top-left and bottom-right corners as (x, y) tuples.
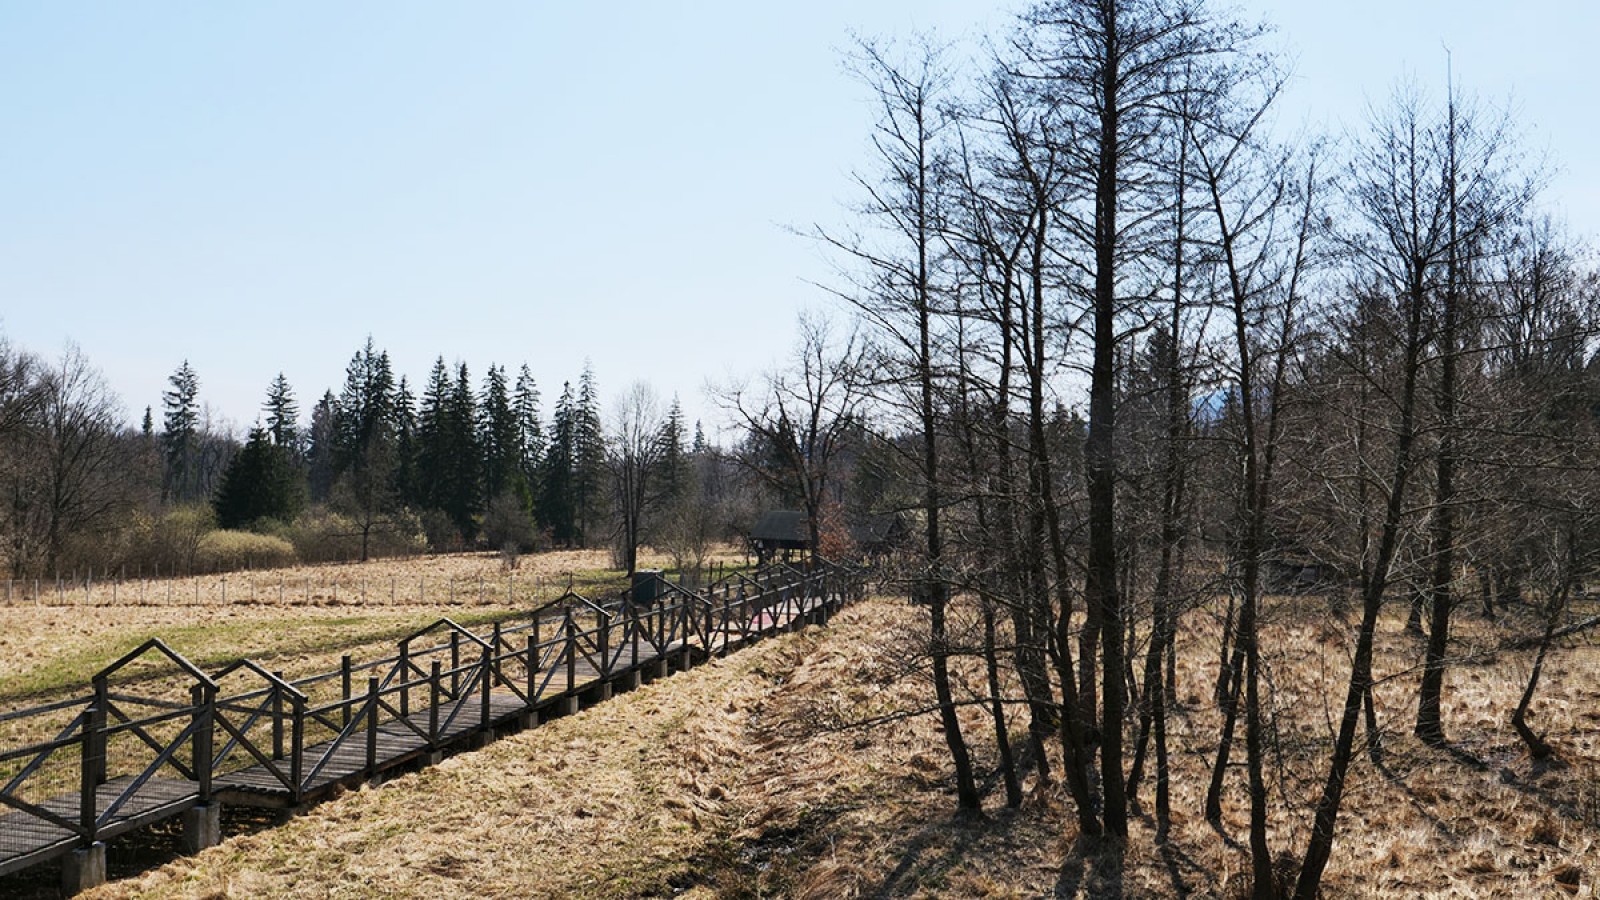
(849, 512), (907, 547)
(750, 510), (811, 546)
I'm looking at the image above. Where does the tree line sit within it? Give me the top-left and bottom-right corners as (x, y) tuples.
(0, 334), (776, 580)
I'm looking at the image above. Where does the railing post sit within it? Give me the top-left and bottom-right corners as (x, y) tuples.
(491, 622), (504, 687)
(80, 706), (101, 845)
(399, 642), (411, 718)
(565, 610), (577, 694)
(272, 671), (286, 760)
(429, 661), (442, 747)
(525, 634), (537, 704)
(88, 681), (108, 788)
(598, 611), (611, 678)
(365, 676), (380, 778)
(191, 684), (213, 803)
(290, 695), (305, 803)
(341, 656), (353, 728)
(450, 632), (461, 697)
(629, 606), (640, 669)
(480, 644), (492, 728)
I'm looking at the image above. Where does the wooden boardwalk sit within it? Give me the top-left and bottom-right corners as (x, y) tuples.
(0, 561), (863, 891)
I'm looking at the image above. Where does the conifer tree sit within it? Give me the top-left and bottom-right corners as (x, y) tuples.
(263, 373), (300, 453)
(657, 396), (690, 509)
(540, 381), (578, 546)
(415, 358), (451, 503)
(392, 376), (417, 508)
(513, 364), (544, 504)
(479, 364), (521, 504)
(573, 363), (606, 546)
(444, 362), (480, 541)
(214, 426), (305, 529)
(161, 360), (201, 503)
(306, 391), (338, 503)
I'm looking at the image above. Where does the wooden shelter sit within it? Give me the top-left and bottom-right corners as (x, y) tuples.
(748, 510), (812, 563)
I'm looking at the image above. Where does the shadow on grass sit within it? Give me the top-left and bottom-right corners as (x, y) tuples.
(1054, 834), (1126, 899)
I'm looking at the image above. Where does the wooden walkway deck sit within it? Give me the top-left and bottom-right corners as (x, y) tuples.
(0, 561), (864, 891)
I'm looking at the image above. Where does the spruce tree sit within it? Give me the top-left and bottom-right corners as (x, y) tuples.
(263, 373), (300, 453)
(513, 364), (544, 506)
(306, 391), (338, 502)
(393, 376), (418, 508)
(657, 396), (689, 509)
(161, 360), (200, 503)
(214, 426), (305, 529)
(573, 363), (606, 546)
(444, 362), (480, 541)
(540, 381), (578, 546)
(479, 364), (521, 504)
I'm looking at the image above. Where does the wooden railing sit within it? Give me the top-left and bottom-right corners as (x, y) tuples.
(0, 559), (864, 879)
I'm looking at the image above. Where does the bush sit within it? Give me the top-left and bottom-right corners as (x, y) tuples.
(195, 530), (298, 571)
(482, 493), (537, 555)
(112, 506), (216, 576)
(283, 509), (362, 564)
(285, 507), (427, 564)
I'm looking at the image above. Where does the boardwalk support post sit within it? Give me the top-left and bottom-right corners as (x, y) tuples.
(182, 803), (221, 854)
(185, 683), (221, 852)
(61, 843), (106, 896)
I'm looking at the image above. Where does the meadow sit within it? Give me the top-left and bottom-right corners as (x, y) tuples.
(0, 550), (1588, 898)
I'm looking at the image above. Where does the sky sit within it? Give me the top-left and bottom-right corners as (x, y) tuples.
(1, 1), (1596, 439)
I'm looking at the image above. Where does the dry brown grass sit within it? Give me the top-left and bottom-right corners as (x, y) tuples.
(35, 590), (1600, 898)
(0, 546), (749, 705)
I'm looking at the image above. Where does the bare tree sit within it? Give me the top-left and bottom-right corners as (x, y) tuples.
(718, 314), (868, 560)
(608, 381), (666, 577)
(1, 346), (133, 577)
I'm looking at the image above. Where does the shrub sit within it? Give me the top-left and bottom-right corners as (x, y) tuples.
(195, 530), (298, 571)
(285, 506), (427, 564)
(112, 505), (216, 575)
(283, 509), (363, 564)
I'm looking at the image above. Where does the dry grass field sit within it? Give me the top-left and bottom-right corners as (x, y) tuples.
(15, 583), (1589, 899)
(0, 547), (749, 707)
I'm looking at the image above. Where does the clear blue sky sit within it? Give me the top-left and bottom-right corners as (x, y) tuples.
(1, 1), (1595, 437)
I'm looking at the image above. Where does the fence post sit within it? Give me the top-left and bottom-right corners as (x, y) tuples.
(365, 676), (380, 777)
(598, 611), (611, 678)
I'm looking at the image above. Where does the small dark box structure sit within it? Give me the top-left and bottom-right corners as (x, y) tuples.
(630, 569), (665, 607)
